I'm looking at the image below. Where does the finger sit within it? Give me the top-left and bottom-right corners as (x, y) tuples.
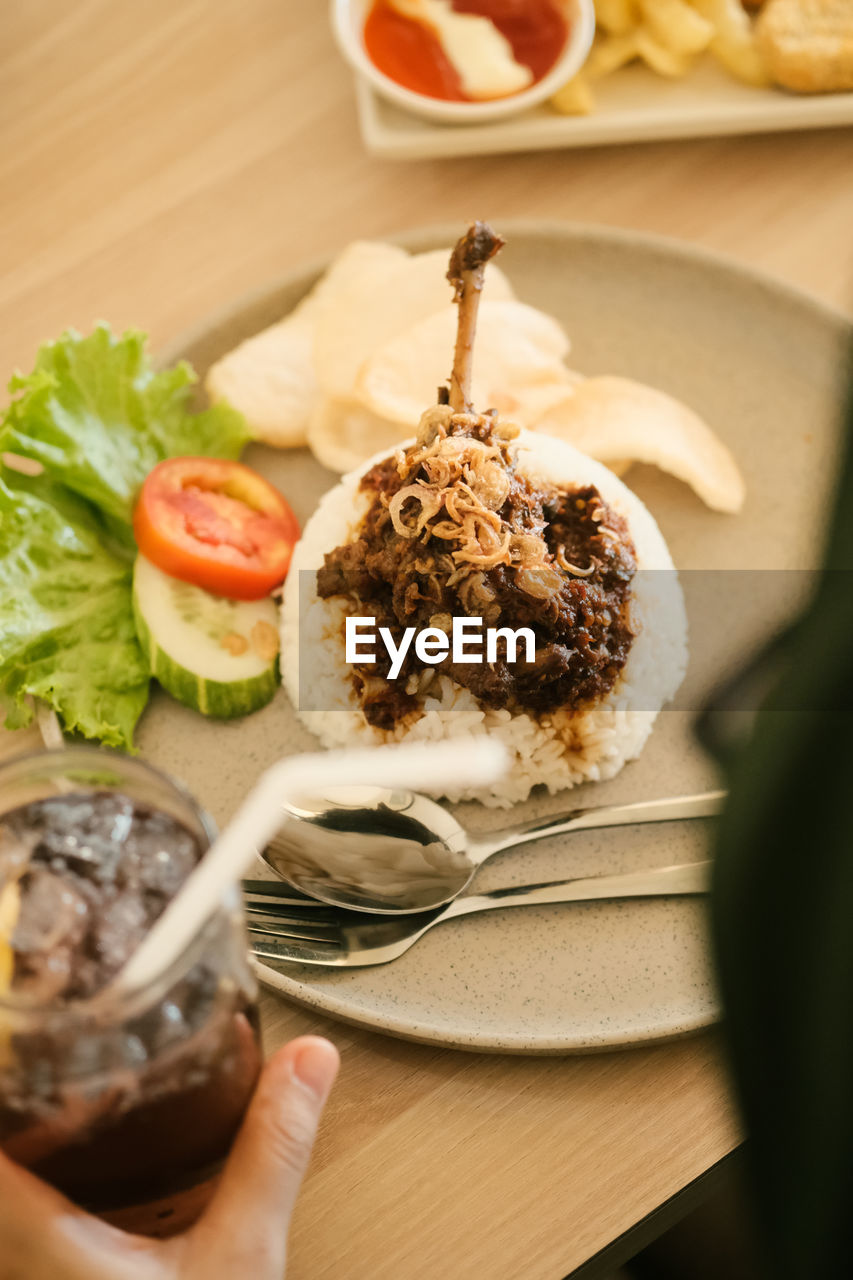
(189, 1036), (339, 1276)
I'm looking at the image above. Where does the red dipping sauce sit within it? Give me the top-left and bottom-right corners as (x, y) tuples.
(364, 0), (570, 103)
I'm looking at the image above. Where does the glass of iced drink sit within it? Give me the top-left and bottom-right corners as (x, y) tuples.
(0, 746), (263, 1238)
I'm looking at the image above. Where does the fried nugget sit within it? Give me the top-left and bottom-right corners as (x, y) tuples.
(756, 0), (853, 92)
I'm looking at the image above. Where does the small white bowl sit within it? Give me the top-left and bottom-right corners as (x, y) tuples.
(331, 0), (595, 125)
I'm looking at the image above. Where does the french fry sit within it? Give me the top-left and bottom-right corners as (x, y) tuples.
(550, 73), (596, 114)
(637, 0), (715, 56)
(635, 27), (696, 77)
(549, 0), (772, 117)
(709, 32), (771, 88)
(594, 0), (638, 36)
(691, 0), (771, 86)
(586, 31), (640, 79)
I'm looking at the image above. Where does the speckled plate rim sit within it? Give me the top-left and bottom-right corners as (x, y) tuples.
(248, 955), (719, 1055)
(159, 220), (851, 371)
(166, 222), (850, 1054)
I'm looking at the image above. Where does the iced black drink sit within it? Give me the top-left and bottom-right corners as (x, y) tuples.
(0, 747), (262, 1237)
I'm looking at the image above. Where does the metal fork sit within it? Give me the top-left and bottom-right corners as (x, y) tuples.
(243, 861), (710, 968)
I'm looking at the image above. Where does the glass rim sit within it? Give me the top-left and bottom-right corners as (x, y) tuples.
(0, 744), (228, 1027)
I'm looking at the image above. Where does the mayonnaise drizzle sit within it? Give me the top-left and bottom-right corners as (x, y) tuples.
(390, 0), (534, 100)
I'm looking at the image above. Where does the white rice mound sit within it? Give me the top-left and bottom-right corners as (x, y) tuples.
(281, 428), (687, 807)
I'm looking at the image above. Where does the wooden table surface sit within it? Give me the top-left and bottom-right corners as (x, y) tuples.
(2, 3), (851, 1277)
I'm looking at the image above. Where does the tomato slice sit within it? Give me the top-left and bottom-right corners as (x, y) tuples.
(133, 457), (300, 600)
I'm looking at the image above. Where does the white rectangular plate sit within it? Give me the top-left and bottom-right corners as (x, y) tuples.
(354, 63), (853, 159)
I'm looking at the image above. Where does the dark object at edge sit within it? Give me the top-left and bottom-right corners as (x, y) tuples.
(708, 339), (853, 1279)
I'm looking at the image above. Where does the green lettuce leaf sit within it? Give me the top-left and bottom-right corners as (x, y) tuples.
(0, 325), (250, 748)
(0, 324), (248, 548)
(0, 468), (150, 749)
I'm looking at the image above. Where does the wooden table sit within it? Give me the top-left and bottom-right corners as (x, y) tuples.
(2, 3), (851, 1277)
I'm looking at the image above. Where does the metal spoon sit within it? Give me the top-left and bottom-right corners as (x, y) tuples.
(260, 786), (725, 914)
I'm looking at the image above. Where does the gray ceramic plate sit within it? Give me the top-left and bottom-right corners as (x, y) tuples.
(146, 223), (850, 1053)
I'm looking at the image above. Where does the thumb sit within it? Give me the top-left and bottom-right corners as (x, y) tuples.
(189, 1036), (339, 1276)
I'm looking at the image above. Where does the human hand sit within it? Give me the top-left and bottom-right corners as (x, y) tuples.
(0, 1035), (339, 1280)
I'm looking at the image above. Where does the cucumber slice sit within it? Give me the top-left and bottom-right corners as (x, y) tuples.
(133, 555), (280, 718)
